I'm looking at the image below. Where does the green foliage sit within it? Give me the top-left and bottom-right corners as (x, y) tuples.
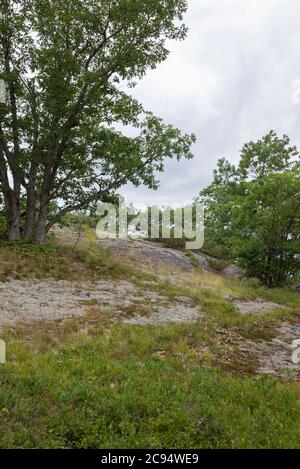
(206, 257), (229, 273)
(0, 323), (299, 448)
(0, 0), (195, 243)
(200, 158), (242, 245)
(231, 171), (300, 286)
(200, 240), (231, 260)
(199, 131), (300, 287)
(61, 212), (99, 229)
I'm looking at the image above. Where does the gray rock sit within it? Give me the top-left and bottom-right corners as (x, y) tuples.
(233, 299), (285, 315)
(222, 264), (240, 277)
(293, 282), (300, 293)
(0, 278), (204, 328)
(100, 238), (194, 271)
(239, 322), (300, 378)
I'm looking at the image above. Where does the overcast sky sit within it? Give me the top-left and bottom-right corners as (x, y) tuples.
(120, 0), (300, 206)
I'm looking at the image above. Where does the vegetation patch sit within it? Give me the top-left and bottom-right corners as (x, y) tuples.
(1, 322), (300, 449)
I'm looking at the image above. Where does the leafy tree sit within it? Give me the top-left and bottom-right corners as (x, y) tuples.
(199, 131), (300, 287)
(200, 158), (241, 245)
(231, 169), (300, 287)
(0, 0), (194, 244)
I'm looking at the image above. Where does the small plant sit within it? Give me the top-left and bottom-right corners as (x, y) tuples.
(200, 240), (231, 260)
(207, 257), (229, 272)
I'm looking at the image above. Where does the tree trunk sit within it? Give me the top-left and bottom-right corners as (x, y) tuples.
(7, 201), (21, 239)
(24, 189), (36, 241)
(24, 204), (35, 241)
(24, 162), (38, 241)
(35, 212), (47, 245)
(7, 190), (21, 241)
(35, 194), (49, 245)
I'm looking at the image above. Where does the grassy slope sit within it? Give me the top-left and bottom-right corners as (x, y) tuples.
(0, 241), (300, 449)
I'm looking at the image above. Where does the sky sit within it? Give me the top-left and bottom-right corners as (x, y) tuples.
(120, 0), (300, 207)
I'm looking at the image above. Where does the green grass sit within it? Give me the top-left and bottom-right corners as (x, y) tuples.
(0, 240), (153, 283)
(0, 239), (300, 448)
(1, 322), (300, 449)
(136, 271), (300, 329)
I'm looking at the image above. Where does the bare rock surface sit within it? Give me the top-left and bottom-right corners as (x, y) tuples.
(101, 238), (238, 274)
(233, 299), (284, 315)
(222, 264), (241, 277)
(123, 307), (203, 326)
(239, 322), (300, 378)
(100, 238), (194, 271)
(0, 278), (203, 328)
(51, 227), (236, 276)
(192, 252), (214, 271)
(294, 282), (300, 293)
(124, 296), (204, 325)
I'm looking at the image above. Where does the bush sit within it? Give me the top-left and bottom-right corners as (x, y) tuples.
(200, 240), (231, 260)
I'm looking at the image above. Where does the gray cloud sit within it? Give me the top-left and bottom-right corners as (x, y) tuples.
(120, 0), (300, 206)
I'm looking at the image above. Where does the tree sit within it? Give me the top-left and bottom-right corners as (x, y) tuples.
(199, 157), (241, 245)
(0, 0), (195, 244)
(199, 131), (300, 287)
(231, 169), (300, 287)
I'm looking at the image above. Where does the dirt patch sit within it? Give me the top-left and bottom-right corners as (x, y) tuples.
(0, 278), (203, 328)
